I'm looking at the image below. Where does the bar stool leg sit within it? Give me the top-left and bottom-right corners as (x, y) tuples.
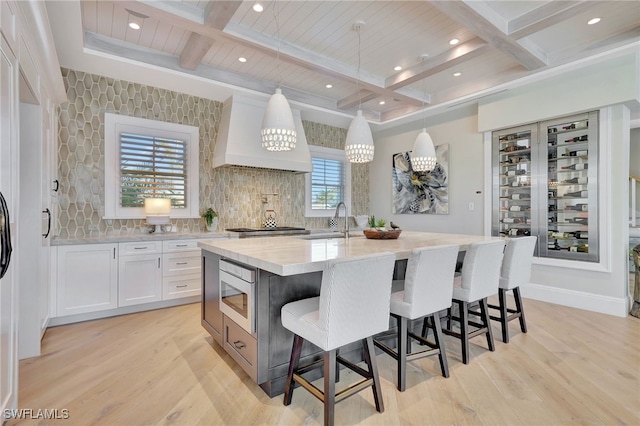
(397, 316), (408, 391)
(479, 298), (495, 352)
(513, 287), (527, 333)
(498, 288), (509, 343)
(284, 334), (304, 406)
(431, 311), (449, 378)
(459, 301), (469, 364)
(323, 349), (337, 426)
(363, 336), (384, 413)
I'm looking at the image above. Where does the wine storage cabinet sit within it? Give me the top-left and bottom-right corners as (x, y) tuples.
(492, 111), (599, 262)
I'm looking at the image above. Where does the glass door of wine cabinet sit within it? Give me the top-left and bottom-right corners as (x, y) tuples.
(492, 111), (599, 262)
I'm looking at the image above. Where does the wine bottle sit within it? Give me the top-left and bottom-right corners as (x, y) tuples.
(505, 169), (526, 176)
(565, 190), (588, 198)
(569, 244), (588, 253)
(509, 205), (529, 212)
(561, 163), (588, 170)
(511, 193), (530, 200)
(562, 177), (587, 184)
(502, 218), (521, 224)
(564, 135), (587, 143)
(567, 203), (588, 212)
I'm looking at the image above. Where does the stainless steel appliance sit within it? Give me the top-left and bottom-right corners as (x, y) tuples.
(219, 259), (256, 334)
(0, 191), (12, 278)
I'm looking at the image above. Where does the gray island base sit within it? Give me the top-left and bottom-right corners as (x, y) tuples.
(199, 231), (499, 397)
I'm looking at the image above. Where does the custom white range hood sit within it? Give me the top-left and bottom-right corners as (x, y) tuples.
(213, 94), (312, 173)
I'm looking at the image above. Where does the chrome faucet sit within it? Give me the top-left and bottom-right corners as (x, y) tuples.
(334, 201), (349, 239)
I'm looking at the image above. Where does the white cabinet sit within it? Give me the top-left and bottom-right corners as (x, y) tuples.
(56, 244), (118, 315)
(118, 242), (162, 307)
(162, 240), (201, 300)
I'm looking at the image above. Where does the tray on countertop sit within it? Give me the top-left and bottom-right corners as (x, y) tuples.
(363, 229), (402, 240)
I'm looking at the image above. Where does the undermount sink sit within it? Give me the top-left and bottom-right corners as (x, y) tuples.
(297, 233), (362, 240)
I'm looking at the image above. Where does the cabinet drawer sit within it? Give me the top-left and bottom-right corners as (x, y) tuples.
(163, 274), (201, 300)
(119, 241), (162, 255)
(163, 240), (200, 252)
(223, 316), (257, 381)
(163, 252), (201, 275)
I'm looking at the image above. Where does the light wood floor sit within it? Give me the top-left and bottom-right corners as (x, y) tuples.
(11, 297), (640, 425)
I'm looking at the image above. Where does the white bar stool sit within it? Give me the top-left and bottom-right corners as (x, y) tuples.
(374, 245), (459, 391)
(281, 252), (396, 426)
(442, 240), (505, 364)
(488, 236), (537, 343)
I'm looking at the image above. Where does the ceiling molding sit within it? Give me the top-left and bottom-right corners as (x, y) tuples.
(428, 0), (547, 70)
(508, 1), (601, 39)
(178, 1), (242, 70)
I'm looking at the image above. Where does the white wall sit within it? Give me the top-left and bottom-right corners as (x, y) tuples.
(371, 105), (484, 235)
(631, 128), (640, 177)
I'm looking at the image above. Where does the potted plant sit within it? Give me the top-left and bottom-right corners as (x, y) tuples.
(202, 208), (218, 231)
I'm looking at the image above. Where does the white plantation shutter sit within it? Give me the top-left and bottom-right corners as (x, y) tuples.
(311, 157), (344, 210)
(119, 132), (188, 208)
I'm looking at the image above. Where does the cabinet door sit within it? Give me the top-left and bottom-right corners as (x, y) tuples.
(541, 111), (599, 262)
(57, 244), (118, 315)
(492, 124), (537, 253)
(118, 254), (162, 306)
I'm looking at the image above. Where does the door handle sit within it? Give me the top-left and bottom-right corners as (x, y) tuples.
(42, 208), (51, 238)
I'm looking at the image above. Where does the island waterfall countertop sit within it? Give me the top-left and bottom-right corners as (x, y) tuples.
(198, 231), (500, 276)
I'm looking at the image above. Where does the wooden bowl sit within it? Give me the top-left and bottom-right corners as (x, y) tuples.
(363, 229), (402, 240)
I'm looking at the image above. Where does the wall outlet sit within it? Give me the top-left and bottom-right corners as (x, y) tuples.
(468, 202), (475, 211)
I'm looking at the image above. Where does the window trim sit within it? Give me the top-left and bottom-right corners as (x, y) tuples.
(104, 113), (199, 219)
(305, 145), (351, 217)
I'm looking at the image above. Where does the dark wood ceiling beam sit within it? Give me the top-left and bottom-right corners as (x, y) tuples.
(178, 1), (243, 70)
(508, 1), (603, 39)
(427, 0), (547, 70)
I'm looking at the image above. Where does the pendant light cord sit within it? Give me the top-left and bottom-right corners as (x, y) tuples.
(274, 0), (282, 88)
(421, 56), (427, 129)
(356, 25), (362, 110)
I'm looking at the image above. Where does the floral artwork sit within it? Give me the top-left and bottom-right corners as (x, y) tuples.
(392, 145), (449, 214)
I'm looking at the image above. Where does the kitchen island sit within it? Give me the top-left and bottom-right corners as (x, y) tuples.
(198, 231), (498, 397)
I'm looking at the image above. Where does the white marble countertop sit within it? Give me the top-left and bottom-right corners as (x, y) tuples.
(51, 231), (229, 246)
(198, 231), (500, 276)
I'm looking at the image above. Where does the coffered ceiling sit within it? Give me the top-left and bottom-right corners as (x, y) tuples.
(51, 0), (639, 124)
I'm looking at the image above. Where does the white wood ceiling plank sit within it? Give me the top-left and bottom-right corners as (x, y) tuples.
(149, 21), (172, 52)
(111, 4), (129, 43)
(81, 0), (98, 34)
(161, 26), (187, 54)
(508, 1), (603, 39)
(136, 19), (159, 49)
(96, 0), (114, 37)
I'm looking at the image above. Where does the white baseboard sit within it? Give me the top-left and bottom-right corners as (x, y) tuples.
(520, 283), (630, 318)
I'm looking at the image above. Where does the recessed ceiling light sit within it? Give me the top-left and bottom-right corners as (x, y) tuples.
(394, 66), (402, 71)
(587, 17), (601, 25)
(238, 57), (247, 63)
(379, 101), (386, 105)
(253, 3), (264, 12)
(449, 38), (460, 45)
(128, 22), (141, 30)
(453, 72), (462, 77)
(325, 84), (333, 89)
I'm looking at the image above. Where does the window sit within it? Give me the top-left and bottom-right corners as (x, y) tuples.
(305, 145), (351, 217)
(104, 113), (199, 219)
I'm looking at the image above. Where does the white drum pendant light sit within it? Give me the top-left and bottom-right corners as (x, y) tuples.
(345, 110), (374, 163)
(261, 2), (296, 152)
(411, 128), (436, 172)
(345, 21), (374, 164)
(261, 88), (297, 151)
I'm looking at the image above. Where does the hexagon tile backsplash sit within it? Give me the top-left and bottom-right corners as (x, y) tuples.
(56, 68), (369, 238)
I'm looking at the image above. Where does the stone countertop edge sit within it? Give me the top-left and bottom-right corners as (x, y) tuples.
(198, 231), (499, 277)
(51, 231), (231, 246)
(49, 227), (364, 246)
